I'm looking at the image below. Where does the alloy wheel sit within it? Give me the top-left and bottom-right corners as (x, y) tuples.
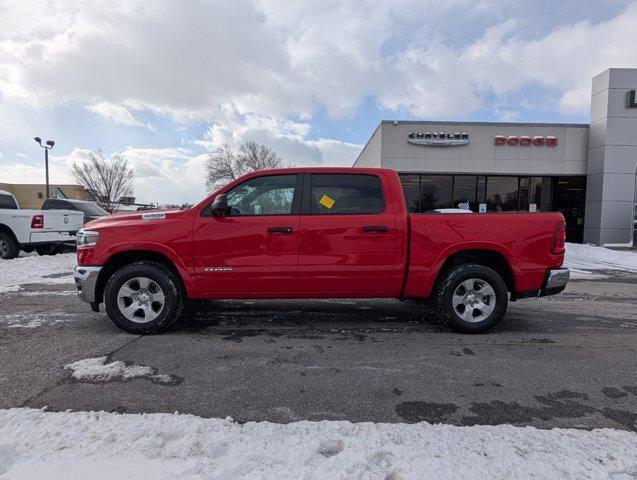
(451, 278), (496, 322)
(117, 276), (166, 323)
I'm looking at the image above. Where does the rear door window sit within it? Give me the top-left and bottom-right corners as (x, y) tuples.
(0, 193), (18, 209)
(308, 174), (384, 215)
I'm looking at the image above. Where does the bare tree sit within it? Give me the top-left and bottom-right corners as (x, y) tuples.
(205, 141), (282, 191)
(71, 151), (134, 213)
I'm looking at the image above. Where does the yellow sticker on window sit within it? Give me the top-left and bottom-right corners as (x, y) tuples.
(319, 194), (335, 209)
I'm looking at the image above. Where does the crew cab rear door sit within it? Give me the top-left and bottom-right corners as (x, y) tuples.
(298, 172), (402, 296)
(192, 173), (302, 295)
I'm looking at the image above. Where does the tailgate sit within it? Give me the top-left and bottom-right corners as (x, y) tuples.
(29, 210), (83, 244)
(41, 210), (84, 231)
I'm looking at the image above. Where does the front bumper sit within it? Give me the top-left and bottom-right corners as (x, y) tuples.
(540, 267), (570, 297)
(74, 266), (102, 304)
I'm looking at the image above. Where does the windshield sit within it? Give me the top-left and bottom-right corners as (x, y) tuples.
(74, 202), (108, 216)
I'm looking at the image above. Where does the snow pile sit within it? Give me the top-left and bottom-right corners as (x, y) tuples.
(65, 357), (174, 384)
(564, 243), (637, 279)
(0, 253), (76, 293)
(0, 409), (635, 480)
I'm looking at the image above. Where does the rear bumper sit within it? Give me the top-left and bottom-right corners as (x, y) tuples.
(74, 266), (102, 304)
(30, 231), (78, 243)
(512, 267), (570, 300)
(540, 267), (570, 296)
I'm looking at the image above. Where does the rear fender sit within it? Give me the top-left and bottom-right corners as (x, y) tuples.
(419, 242), (520, 298)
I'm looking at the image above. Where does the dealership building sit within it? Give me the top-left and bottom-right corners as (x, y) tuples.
(354, 68), (637, 246)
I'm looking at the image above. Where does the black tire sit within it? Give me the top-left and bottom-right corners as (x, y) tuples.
(0, 232), (19, 260)
(434, 263), (508, 333)
(35, 244), (63, 256)
(104, 261), (184, 334)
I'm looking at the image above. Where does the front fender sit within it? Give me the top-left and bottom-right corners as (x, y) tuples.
(96, 242), (195, 297)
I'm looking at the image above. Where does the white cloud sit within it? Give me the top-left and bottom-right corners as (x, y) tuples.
(2, 148), (207, 204)
(117, 148), (208, 204)
(0, 161), (76, 185)
(87, 102), (154, 130)
(1, 0), (636, 121)
(197, 107), (361, 168)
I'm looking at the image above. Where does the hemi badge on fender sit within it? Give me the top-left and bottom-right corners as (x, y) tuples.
(141, 212), (166, 220)
(204, 267), (233, 272)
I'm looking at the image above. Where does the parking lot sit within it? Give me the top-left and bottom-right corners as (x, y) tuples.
(1, 262), (635, 432)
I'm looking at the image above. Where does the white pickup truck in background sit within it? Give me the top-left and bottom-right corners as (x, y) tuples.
(0, 189), (84, 259)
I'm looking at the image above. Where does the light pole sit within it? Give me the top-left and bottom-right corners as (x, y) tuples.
(34, 137), (55, 199)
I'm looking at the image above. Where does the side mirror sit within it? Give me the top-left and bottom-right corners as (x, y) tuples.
(210, 194), (228, 216)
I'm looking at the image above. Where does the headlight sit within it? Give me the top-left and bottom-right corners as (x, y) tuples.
(77, 229), (100, 248)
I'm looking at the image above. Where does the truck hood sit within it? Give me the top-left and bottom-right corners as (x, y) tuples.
(84, 209), (181, 229)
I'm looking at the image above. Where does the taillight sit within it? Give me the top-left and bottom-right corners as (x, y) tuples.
(551, 221), (566, 254)
(31, 214), (44, 229)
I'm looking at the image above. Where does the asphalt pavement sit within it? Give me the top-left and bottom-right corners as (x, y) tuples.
(0, 273), (635, 431)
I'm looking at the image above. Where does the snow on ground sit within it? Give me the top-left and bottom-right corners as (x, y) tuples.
(0, 312), (74, 329)
(0, 409), (635, 480)
(0, 253), (76, 293)
(65, 357), (174, 384)
(564, 243), (637, 279)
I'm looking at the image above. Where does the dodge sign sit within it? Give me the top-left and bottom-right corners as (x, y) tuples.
(494, 135), (558, 147)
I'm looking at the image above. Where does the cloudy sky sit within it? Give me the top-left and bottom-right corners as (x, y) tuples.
(1, 0), (636, 204)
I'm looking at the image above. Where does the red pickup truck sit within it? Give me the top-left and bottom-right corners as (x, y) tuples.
(74, 168), (569, 334)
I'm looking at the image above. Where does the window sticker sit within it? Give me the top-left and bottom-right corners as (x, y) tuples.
(319, 194), (336, 209)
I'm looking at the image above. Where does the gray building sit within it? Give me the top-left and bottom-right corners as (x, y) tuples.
(354, 68), (637, 246)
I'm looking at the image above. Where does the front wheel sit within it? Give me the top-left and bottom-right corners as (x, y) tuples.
(434, 263), (508, 333)
(104, 261), (184, 334)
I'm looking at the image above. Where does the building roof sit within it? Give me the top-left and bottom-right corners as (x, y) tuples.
(380, 120), (589, 128)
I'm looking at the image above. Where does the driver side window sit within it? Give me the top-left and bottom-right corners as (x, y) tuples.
(226, 174), (298, 216)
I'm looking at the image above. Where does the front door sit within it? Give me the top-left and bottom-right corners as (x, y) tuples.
(192, 174), (302, 296)
(298, 173), (402, 296)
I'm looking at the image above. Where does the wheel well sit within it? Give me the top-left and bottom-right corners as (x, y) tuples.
(436, 250), (515, 292)
(0, 224), (18, 244)
(95, 250), (185, 304)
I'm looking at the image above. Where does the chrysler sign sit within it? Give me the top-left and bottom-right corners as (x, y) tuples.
(494, 135), (558, 147)
(408, 131), (469, 146)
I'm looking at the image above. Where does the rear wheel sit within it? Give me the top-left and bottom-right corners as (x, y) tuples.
(435, 263), (508, 333)
(0, 232), (19, 260)
(104, 261), (184, 334)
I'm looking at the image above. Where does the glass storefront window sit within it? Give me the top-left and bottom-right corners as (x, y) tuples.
(420, 175), (453, 211)
(396, 173), (587, 244)
(452, 176), (477, 211)
(486, 177), (518, 212)
(399, 174), (420, 213)
(477, 176), (486, 209)
(553, 176), (586, 243)
(519, 177), (552, 212)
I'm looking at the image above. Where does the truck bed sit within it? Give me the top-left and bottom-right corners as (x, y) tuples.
(403, 212), (565, 298)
